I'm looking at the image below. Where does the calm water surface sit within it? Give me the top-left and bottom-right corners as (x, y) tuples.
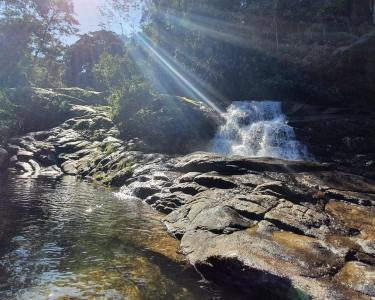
(0, 175), (239, 300)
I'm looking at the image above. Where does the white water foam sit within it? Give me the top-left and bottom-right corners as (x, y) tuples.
(211, 101), (310, 160)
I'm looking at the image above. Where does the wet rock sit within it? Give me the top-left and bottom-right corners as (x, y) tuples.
(253, 181), (307, 202)
(174, 152), (332, 174)
(39, 165), (63, 177)
(16, 149), (34, 160)
(57, 140), (90, 153)
(357, 240), (375, 258)
(32, 131), (52, 141)
(226, 194), (279, 217)
(335, 261), (375, 297)
(192, 205), (254, 233)
(178, 172), (202, 183)
(146, 192), (191, 208)
(194, 173), (237, 189)
(36, 153), (57, 166)
(15, 161), (34, 175)
(132, 185), (161, 199)
(325, 189), (375, 206)
(179, 230), (348, 300)
(0, 148), (9, 169)
(91, 116), (113, 129)
(28, 159), (41, 174)
(106, 169), (133, 187)
(61, 160), (79, 175)
(325, 200), (375, 241)
(264, 200), (329, 235)
(169, 182), (207, 196)
(149, 153), (375, 298)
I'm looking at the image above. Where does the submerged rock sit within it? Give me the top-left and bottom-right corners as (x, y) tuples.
(335, 261), (375, 297)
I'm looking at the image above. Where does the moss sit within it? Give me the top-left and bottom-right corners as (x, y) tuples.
(272, 231), (318, 249)
(107, 167), (134, 186)
(90, 116), (113, 130)
(92, 172), (106, 182)
(73, 119), (93, 130)
(40, 87), (105, 105)
(116, 94), (217, 154)
(91, 156), (135, 187)
(104, 143), (116, 155)
(245, 224), (259, 236)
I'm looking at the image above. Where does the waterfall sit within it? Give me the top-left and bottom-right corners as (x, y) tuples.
(211, 101), (309, 160)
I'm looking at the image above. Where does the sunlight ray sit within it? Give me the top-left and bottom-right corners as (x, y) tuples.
(135, 34), (224, 114)
(163, 10), (278, 52)
(156, 32), (228, 104)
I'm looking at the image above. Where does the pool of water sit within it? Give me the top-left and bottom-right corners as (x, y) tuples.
(0, 175), (240, 300)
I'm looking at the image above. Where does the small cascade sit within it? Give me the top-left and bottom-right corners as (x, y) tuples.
(211, 101), (309, 160)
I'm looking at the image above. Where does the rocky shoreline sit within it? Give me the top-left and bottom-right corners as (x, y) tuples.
(1, 104), (375, 300)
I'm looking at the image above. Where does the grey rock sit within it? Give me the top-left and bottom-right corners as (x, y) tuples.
(169, 182), (207, 196)
(178, 172), (202, 183)
(264, 200), (329, 235)
(194, 173), (237, 189)
(0, 148), (9, 169)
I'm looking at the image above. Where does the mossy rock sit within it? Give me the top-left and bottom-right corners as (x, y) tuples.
(119, 95), (221, 154)
(50, 88), (105, 105)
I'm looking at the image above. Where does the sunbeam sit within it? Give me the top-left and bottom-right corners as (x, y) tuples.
(160, 8), (282, 56)
(135, 34), (224, 114)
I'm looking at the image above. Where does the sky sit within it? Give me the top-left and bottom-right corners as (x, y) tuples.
(73, 0), (104, 33)
(68, 0), (143, 44)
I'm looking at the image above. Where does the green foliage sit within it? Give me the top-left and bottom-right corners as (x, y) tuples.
(64, 31), (124, 89)
(0, 87), (80, 145)
(0, 89), (19, 145)
(29, 58), (66, 88)
(0, 0), (78, 87)
(92, 50), (154, 124)
(93, 52), (133, 91)
(93, 156), (135, 186)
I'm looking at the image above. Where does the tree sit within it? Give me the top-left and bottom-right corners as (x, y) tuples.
(0, 0), (78, 87)
(64, 30), (124, 89)
(99, 0), (145, 34)
(92, 49), (153, 121)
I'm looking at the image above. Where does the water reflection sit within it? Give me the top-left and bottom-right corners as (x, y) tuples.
(0, 175), (236, 299)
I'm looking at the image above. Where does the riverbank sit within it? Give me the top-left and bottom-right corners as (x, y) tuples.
(1, 100), (375, 299)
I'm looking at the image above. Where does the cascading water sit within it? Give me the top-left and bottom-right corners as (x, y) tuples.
(211, 101), (310, 160)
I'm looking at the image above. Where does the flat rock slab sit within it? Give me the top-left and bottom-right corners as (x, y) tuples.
(155, 153), (375, 299)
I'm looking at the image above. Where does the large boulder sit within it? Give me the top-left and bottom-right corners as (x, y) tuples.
(120, 96), (222, 154)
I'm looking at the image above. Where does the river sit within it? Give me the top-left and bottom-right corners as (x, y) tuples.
(0, 175), (243, 300)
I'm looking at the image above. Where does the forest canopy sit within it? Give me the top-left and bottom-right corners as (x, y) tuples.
(0, 0), (375, 145)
